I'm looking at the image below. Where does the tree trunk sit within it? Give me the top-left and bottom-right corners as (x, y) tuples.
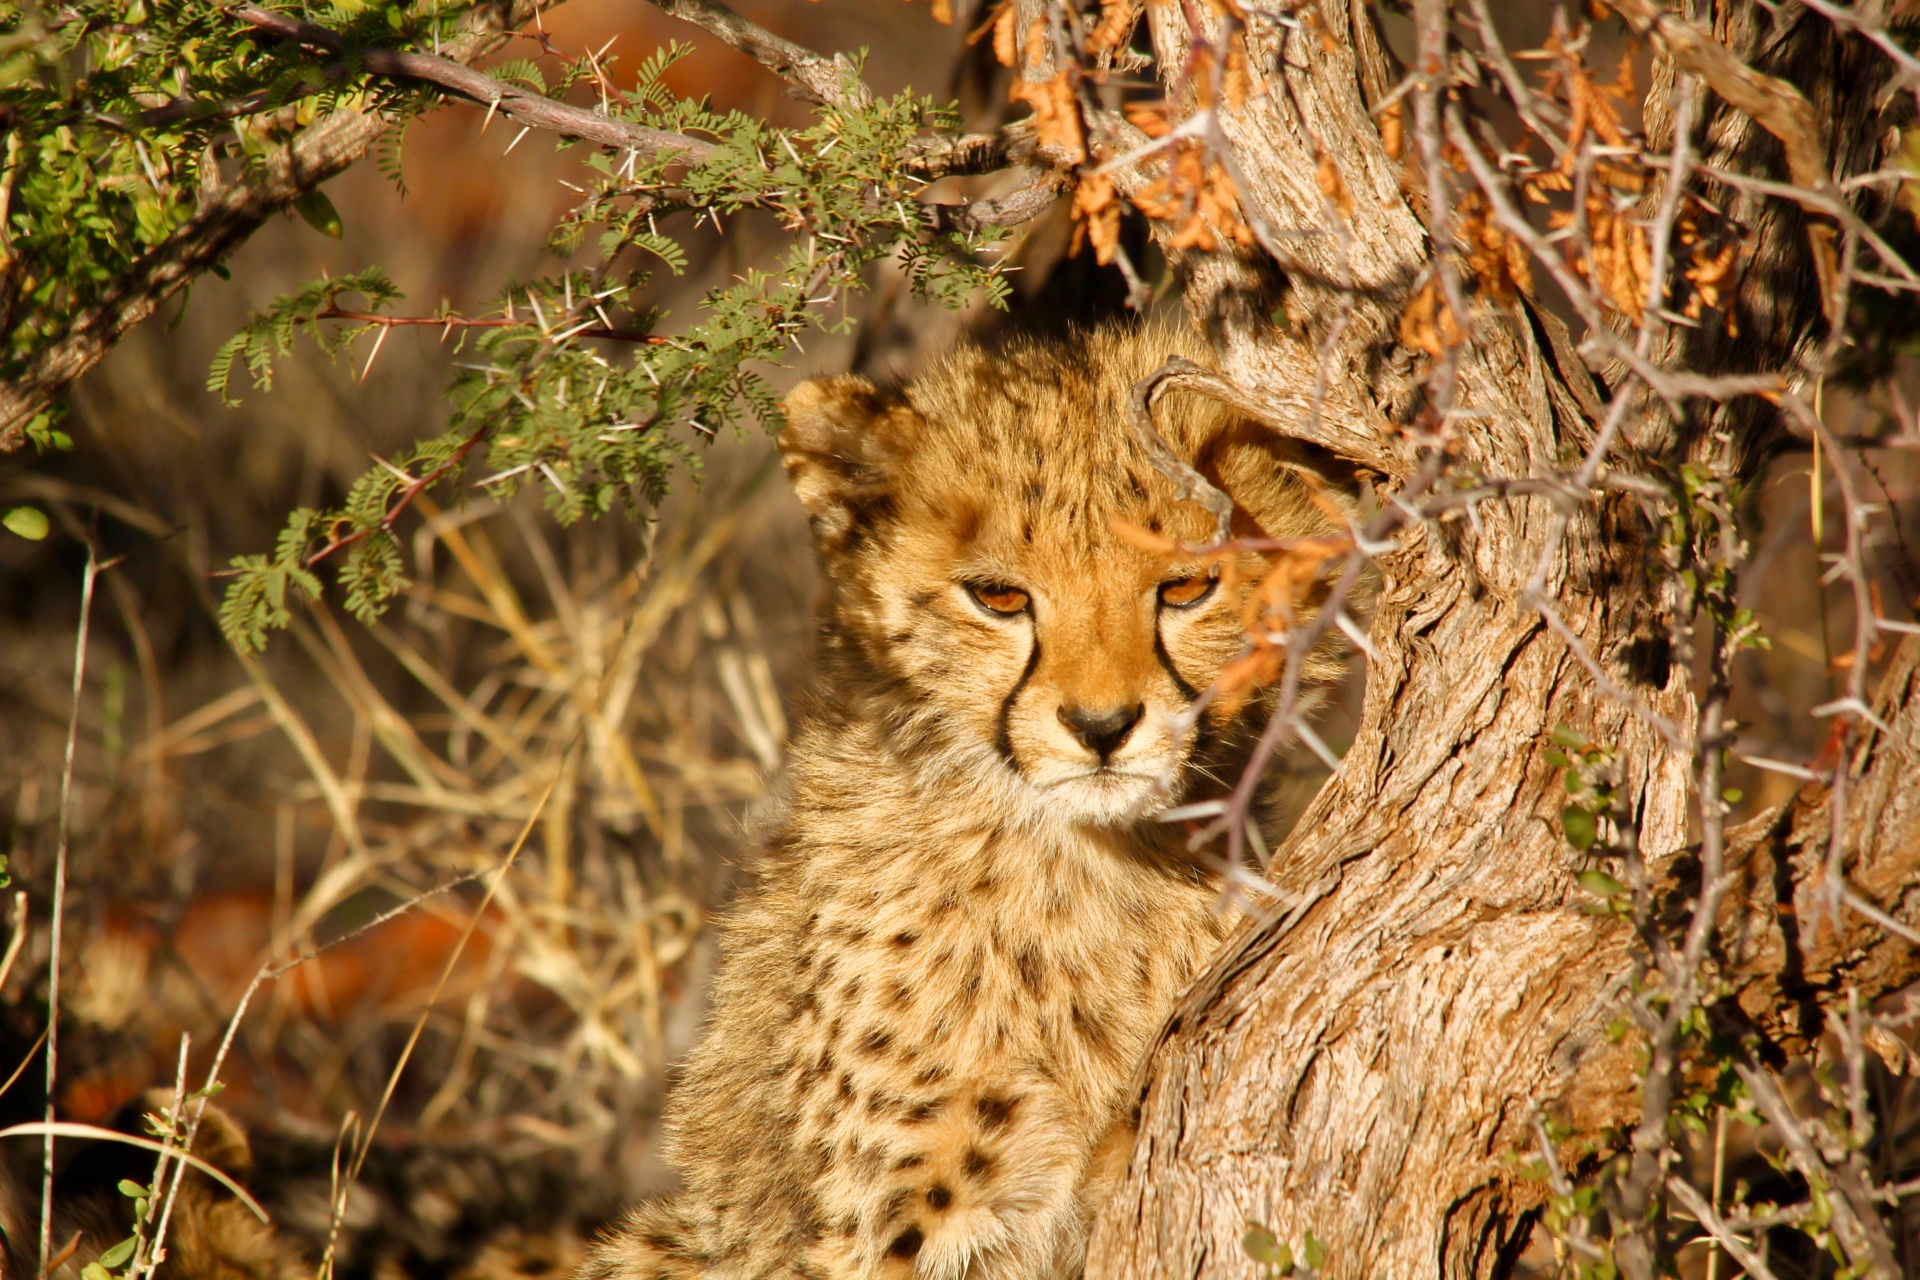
(1089, 2), (1917, 1276)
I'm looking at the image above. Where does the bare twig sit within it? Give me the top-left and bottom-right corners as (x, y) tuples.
(1667, 1176), (1781, 1280)
(38, 538), (109, 1276)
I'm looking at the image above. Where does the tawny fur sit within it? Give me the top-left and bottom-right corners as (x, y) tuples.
(580, 323), (1341, 1280)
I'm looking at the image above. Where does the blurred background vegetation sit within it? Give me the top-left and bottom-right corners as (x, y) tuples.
(0, 1), (1916, 1275)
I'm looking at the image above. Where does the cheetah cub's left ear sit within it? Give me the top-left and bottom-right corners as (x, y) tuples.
(779, 375), (919, 554)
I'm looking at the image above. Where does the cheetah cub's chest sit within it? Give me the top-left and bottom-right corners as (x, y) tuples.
(577, 323), (1341, 1280)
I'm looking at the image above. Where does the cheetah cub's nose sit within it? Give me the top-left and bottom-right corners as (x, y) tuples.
(1058, 703), (1145, 760)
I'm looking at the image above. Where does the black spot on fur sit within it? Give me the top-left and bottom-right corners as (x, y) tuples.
(927, 1186), (953, 1211)
(1072, 1000), (1116, 1058)
(894, 1153), (925, 1170)
(975, 1095), (1018, 1131)
(904, 1097), (947, 1123)
(916, 1062), (951, 1084)
(859, 1029), (893, 1055)
(888, 980), (914, 1008)
(839, 1072), (857, 1100)
(962, 1147), (996, 1180)
(909, 589), (938, 611)
(1015, 945), (1045, 994)
(888, 1228), (924, 1260)
(892, 930), (918, 947)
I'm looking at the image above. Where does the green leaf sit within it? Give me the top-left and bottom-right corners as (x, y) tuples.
(1575, 868), (1626, 897)
(1562, 806), (1599, 852)
(82, 1263), (112, 1280)
(1550, 726), (1590, 751)
(98, 1236), (136, 1268)
(3, 507), (50, 540)
(1302, 1231), (1326, 1271)
(1242, 1226), (1290, 1271)
(292, 188), (344, 238)
(116, 1180), (148, 1198)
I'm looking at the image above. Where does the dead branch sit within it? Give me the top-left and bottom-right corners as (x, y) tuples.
(1606, 0), (1831, 197)
(642, 0), (871, 111)
(233, 6), (714, 160)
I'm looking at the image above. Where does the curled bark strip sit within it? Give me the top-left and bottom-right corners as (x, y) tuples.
(1128, 359), (1237, 543)
(1142, 355), (1397, 473)
(1606, 0), (1831, 197)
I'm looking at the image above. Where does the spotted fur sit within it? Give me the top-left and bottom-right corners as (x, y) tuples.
(580, 323), (1342, 1280)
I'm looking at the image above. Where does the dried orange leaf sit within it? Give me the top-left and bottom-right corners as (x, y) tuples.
(1009, 71), (1088, 164)
(1072, 172), (1123, 265)
(1379, 99), (1404, 161)
(1316, 151), (1355, 220)
(990, 2), (1018, 66)
(1087, 0), (1140, 54)
(1124, 100), (1173, 138)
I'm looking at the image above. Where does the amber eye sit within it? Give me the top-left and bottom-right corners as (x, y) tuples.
(1158, 574), (1217, 608)
(966, 583), (1031, 616)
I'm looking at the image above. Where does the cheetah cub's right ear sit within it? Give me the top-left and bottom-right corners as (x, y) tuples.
(779, 375), (920, 555)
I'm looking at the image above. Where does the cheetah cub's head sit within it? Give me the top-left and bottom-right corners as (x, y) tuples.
(779, 323), (1346, 827)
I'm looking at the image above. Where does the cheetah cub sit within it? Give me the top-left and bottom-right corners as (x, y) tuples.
(582, 323), (1341, 1280)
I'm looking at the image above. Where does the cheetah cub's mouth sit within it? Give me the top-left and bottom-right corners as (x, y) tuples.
(778, 325), (1344, 829)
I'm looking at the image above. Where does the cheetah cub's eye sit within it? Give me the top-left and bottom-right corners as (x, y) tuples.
(1158, 574), (1218, 608)
(966, 583), (1031, 616)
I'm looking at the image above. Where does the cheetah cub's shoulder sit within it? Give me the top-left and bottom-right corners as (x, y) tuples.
(580, 323), (1343, 1280)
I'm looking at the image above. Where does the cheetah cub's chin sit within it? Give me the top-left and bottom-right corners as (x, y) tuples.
(578, 323), (1346, 1280)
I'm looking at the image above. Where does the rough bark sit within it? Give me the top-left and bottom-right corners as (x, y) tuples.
(1088, 2), (1913, 1277)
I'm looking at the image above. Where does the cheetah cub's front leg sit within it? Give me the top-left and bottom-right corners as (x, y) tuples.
(579, 324), (1345, 1279)
(812, 1080), (1139, 1280)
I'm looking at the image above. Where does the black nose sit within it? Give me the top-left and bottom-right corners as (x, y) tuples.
(1057, 704), (1144, 760)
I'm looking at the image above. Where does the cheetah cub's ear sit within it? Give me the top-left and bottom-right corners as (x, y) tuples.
(779, 375), (919, 554)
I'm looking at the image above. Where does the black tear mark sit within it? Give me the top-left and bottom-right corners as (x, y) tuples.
(1152, 627), (1200, 701)
(887, 1227), (924, 1260)
(994, 634), (1042, 770)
